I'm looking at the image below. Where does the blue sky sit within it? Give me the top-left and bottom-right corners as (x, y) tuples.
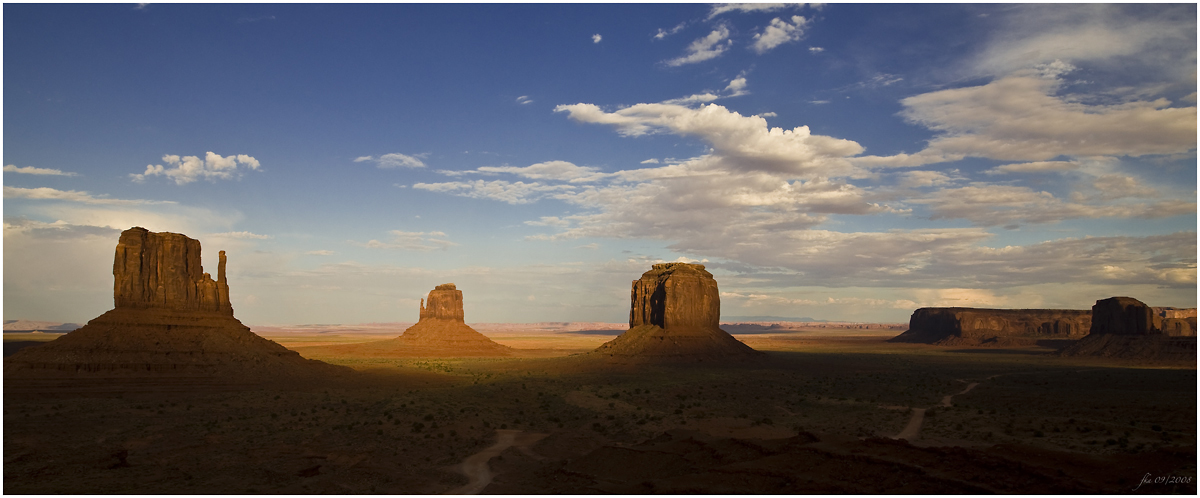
(4, 3), (1196, 325)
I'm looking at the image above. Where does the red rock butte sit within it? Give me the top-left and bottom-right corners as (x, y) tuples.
(4, 227), (346, 382)
(1059, 296), (1197, 362)
(310, 283), (512, 357)
(593, 263), (760, 359)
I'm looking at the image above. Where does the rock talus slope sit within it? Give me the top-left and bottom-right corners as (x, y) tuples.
(594, 263), (759, 359)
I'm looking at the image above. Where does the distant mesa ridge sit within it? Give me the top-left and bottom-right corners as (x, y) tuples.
(594, 262), (761, 359)
(4, 227), (347, 380)
(889, 307), (1092, 346)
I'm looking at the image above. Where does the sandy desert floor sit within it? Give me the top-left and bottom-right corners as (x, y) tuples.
(4, 327), (1196, 494)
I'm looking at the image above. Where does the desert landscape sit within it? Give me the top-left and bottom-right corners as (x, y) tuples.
(4, 228), (1196, 494)
(5, 3), (1196, 495)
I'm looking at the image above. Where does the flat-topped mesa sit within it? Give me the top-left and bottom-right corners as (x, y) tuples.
(889, 307), (1091, 345)
(630, 262), (720, 331)
(419, 283), (465, 322)
(113, 227), (232, 314)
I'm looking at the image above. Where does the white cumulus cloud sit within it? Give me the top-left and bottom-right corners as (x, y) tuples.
(131, 152), (261, 185)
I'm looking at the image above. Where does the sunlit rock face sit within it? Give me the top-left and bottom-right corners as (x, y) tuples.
(595, 263), (760, 359)
(889, 308), (1092, 345)
(113, 227), (232, 314)
(5, 227), (347, 380)
(389, 283), (511, 356)
(419, 283), (465, 322)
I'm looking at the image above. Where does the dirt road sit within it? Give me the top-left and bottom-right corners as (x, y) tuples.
(446, 430), (547, 494)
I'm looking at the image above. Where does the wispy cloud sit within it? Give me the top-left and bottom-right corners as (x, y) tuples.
(664, 26), (731, 67)
(4, 186), (175, 205)
(305, 249), (335, 256)
(750, 15), (810, 54)
(207, 231), (272, 240)
(653, 22), (687, 40)
(130, 152), (261, 185)
(515, 95), (533, 105)
(412, 180), (575, 205)
(984, 160), (1081, 175)
(354, 152), (428, 169)
(871, 74), (1197, 167)
(708, 3), (805, 20)
(354, 230), (458, 251)
(4, 165), (78, 176)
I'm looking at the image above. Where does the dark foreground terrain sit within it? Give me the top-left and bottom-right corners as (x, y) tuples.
(4, 332), (1196, 494)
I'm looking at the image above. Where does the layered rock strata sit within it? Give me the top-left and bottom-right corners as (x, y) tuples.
(594, 263), (759, 359)
(5, 227), (346, 381)
(1059, 297), (1197, 362)
(888, 308), (1092, 346)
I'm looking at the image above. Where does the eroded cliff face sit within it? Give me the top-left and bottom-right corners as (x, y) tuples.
(889, 308), (1092, 345)
(629, 263), (720, 331)
(113, 227), (232, 314)
(419, 283), (465, 322)
(596, 263), (759, 359)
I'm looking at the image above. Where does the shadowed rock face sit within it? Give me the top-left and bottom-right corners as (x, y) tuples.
(1090, 297), (1159, 336)
(419, 283), (465, 322)
(889, 308), (1091, 345)
(595, 263), (759, 359)
(1059, 297), (1196, 362)
(113, 227), (232, 314)
(630, 263), (720, 330)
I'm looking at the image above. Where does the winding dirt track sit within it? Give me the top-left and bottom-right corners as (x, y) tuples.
(446, 430), (547, 495)
(894, 381), (979, 441)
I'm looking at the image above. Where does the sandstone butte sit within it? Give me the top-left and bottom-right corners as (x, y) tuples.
(4, 227), (348, 381)
(888, 308), (1092, 346)
(1059, 296), (1197, 362)
(593, 263), (760, 360)
(314, 283), (512, 357)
